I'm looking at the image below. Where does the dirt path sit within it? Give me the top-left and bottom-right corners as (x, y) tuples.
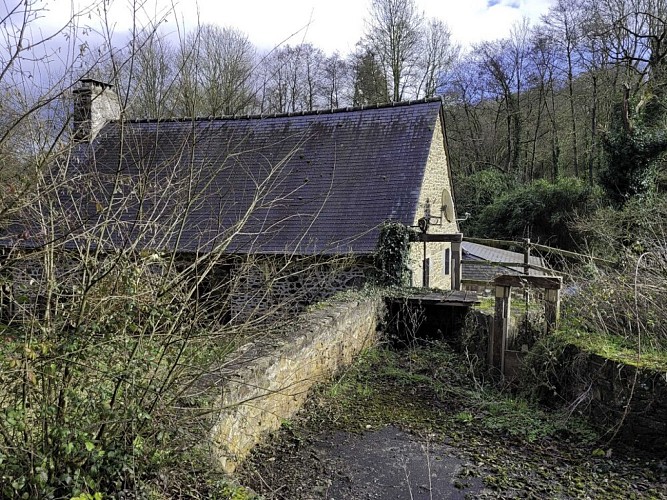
(241, 424), (484, 499)
(238, 344), (667, 499)
(302, 425), (483, 499)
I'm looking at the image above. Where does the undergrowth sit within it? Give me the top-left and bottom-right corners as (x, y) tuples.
(313, 343), (599, 447)
(556, 329), (667, 371)
(240, 342), (665, 499)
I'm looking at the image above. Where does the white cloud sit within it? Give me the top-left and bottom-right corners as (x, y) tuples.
(193, 0), (366, 54)
(35, 0), (553, 54)
(421, 0), (554, 48)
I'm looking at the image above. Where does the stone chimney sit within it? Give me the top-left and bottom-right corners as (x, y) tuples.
(72, 78), (120, 142)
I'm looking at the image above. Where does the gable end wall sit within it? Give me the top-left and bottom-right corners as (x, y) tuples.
(410, 113), (458, 289)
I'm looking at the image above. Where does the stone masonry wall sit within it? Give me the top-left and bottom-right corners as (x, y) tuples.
(410, 111), (458, 289)
(559, 348), (667, 452)
(73, 80), (121, 142)
(210, 296), (384, 473)
(229, 256), (371, 322)
(469, 314), (666, 451)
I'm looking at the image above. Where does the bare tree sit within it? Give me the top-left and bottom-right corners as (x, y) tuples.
(576, 5), (620, 184)
(321, 52), (353, 108)
(364, 0), (424, 102)
(442, 57), (506, 176)
(127, 30), (177, 118)
(257, 43), (334, 113)
(586, 0), (667, 99)
(181, 24), (257, 116)
(528, 31), (562, 181)
(0, 4), (363, 498)
(258, 45), (301, 113)
(417, 18), (458, 98)
(474, 32), (526, 174)
(0, 0), (103, 220)
(543, 0), (585, 177)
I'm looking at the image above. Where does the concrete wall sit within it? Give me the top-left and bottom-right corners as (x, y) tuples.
(210, 296), (384, 473)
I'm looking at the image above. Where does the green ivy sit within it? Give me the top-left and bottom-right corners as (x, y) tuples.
(600, 92), (667, 205)
(374, 222), (413, 286)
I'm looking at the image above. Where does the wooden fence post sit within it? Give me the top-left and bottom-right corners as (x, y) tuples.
(523, 238), (530, 276)
(490, 284), (511, 375)
(544, 288), (561, 334)
(451, 241), (462, 291)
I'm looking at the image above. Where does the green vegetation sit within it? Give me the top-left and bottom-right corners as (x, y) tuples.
(373, 222), (414, 287)
(241, 343), (664, 498)
(461, 177), (600, 251)
(445, 0), (667, 374)
(456, 86), (667, 367)
(600, 91), (667, 205)
(555, 329), (667, 372)
(453, 169), (517, 236)
(313, 345), (597, 445)
(561, 213), (667, 356)
(0, 253), (260, 499)
(3, 0), (667, 496)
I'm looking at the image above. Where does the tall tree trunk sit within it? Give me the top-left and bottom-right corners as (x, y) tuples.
(589, 73), (598, 186)
(567, 47), (579, 177)
(529, 86), (546, 183)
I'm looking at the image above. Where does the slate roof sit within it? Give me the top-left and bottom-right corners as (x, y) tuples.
(462, 242), (546, 282)
(67, 99), (444, 255)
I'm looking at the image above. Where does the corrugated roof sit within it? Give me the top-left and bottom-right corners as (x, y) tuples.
(462, 241), (546, 282)
(67, 99), (443, 255)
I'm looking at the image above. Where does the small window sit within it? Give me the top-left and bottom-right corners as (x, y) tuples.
(443, 248), (451, 276)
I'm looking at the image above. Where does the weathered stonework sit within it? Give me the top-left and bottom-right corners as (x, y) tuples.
(409, 112), (458, 289)
(229, 256), (373, 321)
(466, 313), (666, 451)
(558, 348), (667, 452)
(73, 79), (121, 142)
(210, 296), (384, 473)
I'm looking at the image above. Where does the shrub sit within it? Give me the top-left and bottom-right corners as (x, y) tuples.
(565, 193), (667, 353)
(474, 178), (600, 251)
(0, 253), (238, 498)
(453, 169), (517, 237)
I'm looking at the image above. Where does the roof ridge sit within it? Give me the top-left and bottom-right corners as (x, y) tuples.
(120, 97), (443, 124)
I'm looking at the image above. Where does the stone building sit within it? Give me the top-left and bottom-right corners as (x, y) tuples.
(3, 79), (462, 320)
